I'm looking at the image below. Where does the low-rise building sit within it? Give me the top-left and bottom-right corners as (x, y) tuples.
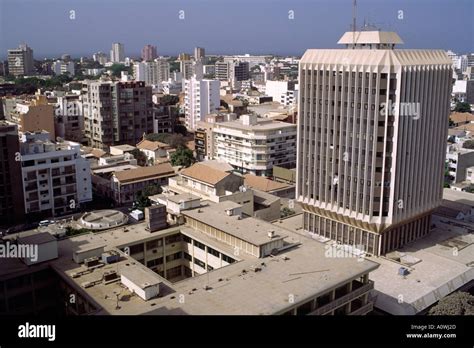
(136, 139), (173, 164)
(212, 114), (297, 176)
(111, 163), (175, 205)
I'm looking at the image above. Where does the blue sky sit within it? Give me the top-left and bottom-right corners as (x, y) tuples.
(0, 0), (472, 59)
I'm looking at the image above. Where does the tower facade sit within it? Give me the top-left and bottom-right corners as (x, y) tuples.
(297, 31), (452, 256)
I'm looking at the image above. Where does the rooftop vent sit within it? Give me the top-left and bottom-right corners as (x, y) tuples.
(268, 230), (275, 239)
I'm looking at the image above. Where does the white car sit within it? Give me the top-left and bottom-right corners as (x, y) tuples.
(38, 220), (53, 227)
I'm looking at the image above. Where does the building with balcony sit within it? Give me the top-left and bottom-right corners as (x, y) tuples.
(82, 80), (153, 149)
(20, 131), (92, 217)
(212, 114), (297, 176)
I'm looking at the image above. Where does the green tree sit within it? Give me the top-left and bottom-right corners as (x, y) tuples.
(160, 95), (179, 106)
(135, 183), (163, 209)
(428, 292), (474, 315)
(146, 133), (170, 143)
(170, 147), (195, 167)
(174, 124), (187, 136)
(280, 207), (295, 218)
(108, 63), (132, 78)
(454, 102), (471, 113)
(462, 140), (474, 149)
(130, 149), (148, 166)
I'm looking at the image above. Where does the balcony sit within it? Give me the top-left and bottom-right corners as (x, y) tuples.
(309, 280), (374, 315)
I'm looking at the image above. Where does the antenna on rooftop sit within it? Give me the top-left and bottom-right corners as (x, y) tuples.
(352, 0), (357, 47)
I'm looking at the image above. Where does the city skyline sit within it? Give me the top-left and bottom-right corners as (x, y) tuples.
(0, 0), (473, 59)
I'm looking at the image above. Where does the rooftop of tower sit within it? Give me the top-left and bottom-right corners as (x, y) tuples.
(338, 30), (404, 49)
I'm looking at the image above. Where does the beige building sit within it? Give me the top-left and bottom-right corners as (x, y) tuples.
(165, 162), (280, 221)
(111, 163), (175, 205)
(297, 30), (452, 256)
(212, 114), (297, 176)
(11, 96), (55, 138)
(136, 139), (173, 164)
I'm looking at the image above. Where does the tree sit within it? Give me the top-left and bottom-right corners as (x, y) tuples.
(462, 140), (474, 149)
(130, 149), (148, 166)
(428, 292), (474, 315)
(174, 124), (187, 136)
(170, 147), (195, 167)
(280, 207), (295, 218)
(464, 185), (474, 193)
(135, 183), (163, 209)
(108, 63), (131, 78)
(160, 95), (179, 106)
(454, 102), (471, 113)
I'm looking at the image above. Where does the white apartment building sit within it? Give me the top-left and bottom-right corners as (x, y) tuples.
(297, 30), (452, 256)
(265, 80), (299, 106)
(110, 43), (125, 63)
(52, 60), (75, 76)
(20, 131), (92, 217)
(184, 77), (220, 130)
(133, 59), (170, 88)
(212, 114), (297, 176)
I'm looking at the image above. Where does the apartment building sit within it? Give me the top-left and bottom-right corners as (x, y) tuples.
(194, 47), (205, 62)
(10, 95), (55, 138)
(0, 122), (25, 225)
(7, 43), (34, 76)
(52, 60), (75, 76)
(20, 131), (92, 217)
(82, 80), (153, 149)
(184, 77), (220, 130)
(446, 143), (474, 184)
(133, 59), (170, 87)
(297, 30), (452, 256)
(212, 114), (297, 176)
(215, 60), (250, 81)
(110, 43), (125, 63)
(265, 80), (299, 107)
(141, 44), (158, 61)
(54, 94), (84, 142)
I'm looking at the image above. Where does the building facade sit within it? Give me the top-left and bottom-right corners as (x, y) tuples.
(133, 59), (170, 87)
(297, 31), (452, 256)
(110, 43), (125, 63)
(20, 131), (92, 217)
(184, 77), (220, 130)
(82, 80), (153, 149)
(7, 43), (34, 76)
(0, 122), (25, 225)
(141, 44), (158, 61)
(212, 114), (297, 176)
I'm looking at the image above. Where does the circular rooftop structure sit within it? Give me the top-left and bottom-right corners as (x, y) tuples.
(79, 210), (128, 230)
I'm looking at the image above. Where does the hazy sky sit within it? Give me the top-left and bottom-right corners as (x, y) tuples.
(0, 0), (472, 59)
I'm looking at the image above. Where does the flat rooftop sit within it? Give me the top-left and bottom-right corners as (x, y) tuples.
(182, 201), (288, 246)
(50, 221), (377, 315)
(214, 118), (296, 132)
(368, 223), (474, 315)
